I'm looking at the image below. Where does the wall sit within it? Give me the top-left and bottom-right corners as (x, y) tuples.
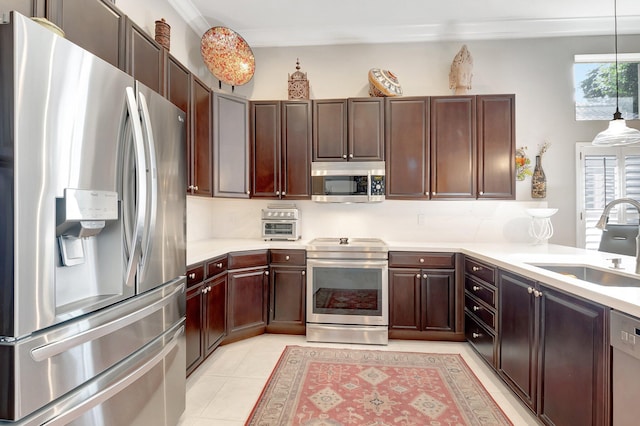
(117, 0), (640, 247)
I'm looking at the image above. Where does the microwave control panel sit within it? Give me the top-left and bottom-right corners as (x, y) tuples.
(370, 176), (385, 196)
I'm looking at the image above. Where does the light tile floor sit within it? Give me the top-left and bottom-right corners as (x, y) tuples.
(177, 334), (540, 425)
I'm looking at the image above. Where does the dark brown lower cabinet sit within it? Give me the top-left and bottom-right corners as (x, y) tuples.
(226, 250), (269, 343)
(388, 252), (463, 341)
(498, 270), (610, 426)
(267, 266), (306, 334)
(186, 273), (227, 376)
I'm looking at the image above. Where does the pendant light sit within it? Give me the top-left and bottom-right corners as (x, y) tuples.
(592, 0), (640, 146)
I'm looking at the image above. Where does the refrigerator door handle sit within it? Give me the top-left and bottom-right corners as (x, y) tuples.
(41, 325), (184, 426)
(137, 91), (158, 283)
(30, 280), (184, 362)
(123, 87), (148, 289)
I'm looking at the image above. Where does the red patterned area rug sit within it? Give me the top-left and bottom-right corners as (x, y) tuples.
(246, 346), (513, 426)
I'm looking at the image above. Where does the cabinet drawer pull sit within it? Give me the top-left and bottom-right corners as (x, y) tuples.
(188, 273), (196, 279)
(423, 274), (428, 279)
(419, 258), (425, 263)
(193, 185), (198, 191)
(342, 154), (347, 159)
(275, 190), (280, 195)
(216, 262), (223, 268)
(527, 286), (534, 294)
(282, 191), (286, 196)
(472, 332), (481, 339)
(472, 305), (481, 312)
(265, 270), (269, 276)
(301, 271), (306, 276)
(472, 266), (482, 272)
(416, 274), (421, 278)
(472, 285), (481, 291)
(285, 255), (290, 261)
(534, 289), (543, 298)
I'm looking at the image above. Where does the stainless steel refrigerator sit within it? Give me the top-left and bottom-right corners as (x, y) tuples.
(0, 12), (187, 425)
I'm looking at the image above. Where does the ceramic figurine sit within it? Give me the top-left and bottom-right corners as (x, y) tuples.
(367, 68), (402, 97)
(449, 45), (473, 95)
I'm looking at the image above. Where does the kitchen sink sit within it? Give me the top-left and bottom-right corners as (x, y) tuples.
(528, 263), (640, 287)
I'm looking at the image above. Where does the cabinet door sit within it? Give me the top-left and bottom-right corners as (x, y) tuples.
(498, 270), (538, 410)
(189, 77), (212, 196)
(185, 284), (204, 375)
(125, 18), (163, 94)
(268, 266), (306, 333)
(389, 269), (421, 331)
(477, 95), (515, 199)
(430, 96), (476, 199)
(281, 100), (312, 198)
(204, 274), (227, 355)
(385, 97), (430, 199)
(313, 99), (347, 161)
(165, 54), (190, 112)
(251, 101), (280, 198)
(47, 0), (125, 70)
(537, 285), (609, 426)
(348, 98), (385, 161)
(421, 269), (456, 332)
(3, 0), (44, 17)
(213, 92), (250, 197)
(227, 268), (268, 337)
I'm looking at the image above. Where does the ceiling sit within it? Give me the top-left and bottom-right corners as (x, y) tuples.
(171, 0), (640, 48)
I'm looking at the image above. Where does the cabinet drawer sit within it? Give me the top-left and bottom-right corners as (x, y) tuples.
(270, 249), (306, 266)
(465, 313), (497, 368)
(465, 294), (495, 330)
(389, 252), (455, 268)
(464, 257), (496, 284)
(206, 255), (228, 277)
(186, 264), (205, 288)
(228, 250), (269, 270)
(465, 275), (496, 307)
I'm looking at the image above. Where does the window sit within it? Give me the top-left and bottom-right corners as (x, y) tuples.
(574, 54), (640, 121)
(576, 143), (640, 249)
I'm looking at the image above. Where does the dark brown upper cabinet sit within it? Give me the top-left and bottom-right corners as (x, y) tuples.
(385, 97), (430, 199)
(477, 94), (515, 199)
(430, 96), (477, 199)
(251, 100), (312, 199)
(3, 0), (45, 18)
(125, 17), (163, 94)
(313, 98), (384, 161)
(187, 76), (212, 196)
(47, 0), (125, 70)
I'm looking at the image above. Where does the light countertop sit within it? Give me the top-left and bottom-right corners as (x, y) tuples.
(188, 238), (640, 319)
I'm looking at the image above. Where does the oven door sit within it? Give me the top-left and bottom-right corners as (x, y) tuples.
(262, 220), (298, 240)
(306, 258), (388, 326)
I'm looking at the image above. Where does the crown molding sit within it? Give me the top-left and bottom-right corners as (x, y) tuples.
(169, 1), (640, 48)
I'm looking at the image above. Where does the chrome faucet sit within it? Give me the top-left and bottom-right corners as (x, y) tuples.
(595, 197), (640, 273)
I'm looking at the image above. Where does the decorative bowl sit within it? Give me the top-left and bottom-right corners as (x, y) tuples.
(526, 208), (558, 218)
(31, 17), (65, 38)
(368, 68), (402, 97)
(201, 26), (255, 86)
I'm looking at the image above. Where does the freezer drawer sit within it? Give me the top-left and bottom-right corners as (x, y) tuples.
(0, 278), (185, 422)
(7, 320), (185, 426)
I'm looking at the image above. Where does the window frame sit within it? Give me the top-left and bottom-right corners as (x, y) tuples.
(576, 142), (640, 249)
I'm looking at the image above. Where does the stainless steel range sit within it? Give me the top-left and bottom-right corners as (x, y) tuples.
(306, 237), (389, 345)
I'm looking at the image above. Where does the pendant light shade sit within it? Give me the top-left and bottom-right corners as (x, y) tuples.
(591, 0), (640, 146)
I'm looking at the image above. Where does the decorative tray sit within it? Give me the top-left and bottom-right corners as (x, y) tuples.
(201, 26), (255, 86)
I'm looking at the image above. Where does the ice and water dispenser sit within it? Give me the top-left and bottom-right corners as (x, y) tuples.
(55, 188), (127, 315)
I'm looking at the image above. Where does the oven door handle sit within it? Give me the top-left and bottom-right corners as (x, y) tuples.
(307, 259), (389, 267)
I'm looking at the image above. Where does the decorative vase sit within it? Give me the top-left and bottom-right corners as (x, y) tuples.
(531, 155), (546, 198)
(155, 18), (170, 51)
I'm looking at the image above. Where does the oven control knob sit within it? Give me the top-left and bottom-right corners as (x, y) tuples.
(376, 184), (381, 190)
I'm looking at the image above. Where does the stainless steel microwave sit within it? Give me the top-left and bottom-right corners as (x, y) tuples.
(311, 161), (385, 203)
